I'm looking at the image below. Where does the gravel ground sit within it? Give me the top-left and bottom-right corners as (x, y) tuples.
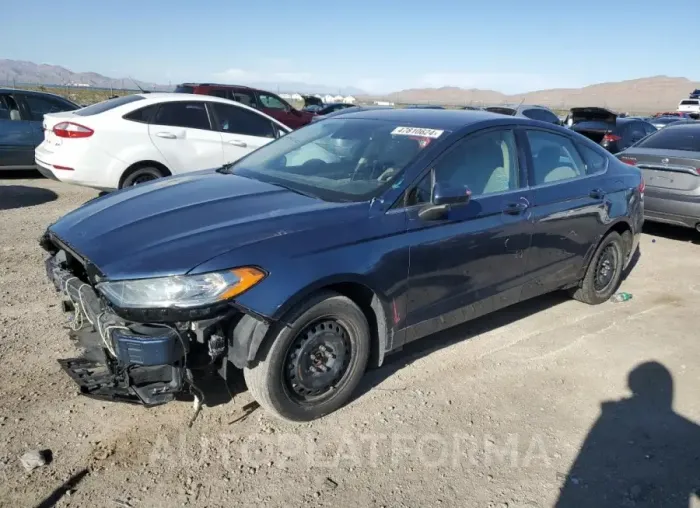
(1, 175), (699, 508)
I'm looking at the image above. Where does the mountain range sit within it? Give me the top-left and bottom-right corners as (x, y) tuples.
(0, 59), (697, 112)
(368, 76), (700, 112)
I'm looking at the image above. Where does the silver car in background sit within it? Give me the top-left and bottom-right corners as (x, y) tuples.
(616, 122), (700, 232)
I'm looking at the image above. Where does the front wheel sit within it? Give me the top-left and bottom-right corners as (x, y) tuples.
(571, 231), (625, 305)
(243, 291), (370, 421)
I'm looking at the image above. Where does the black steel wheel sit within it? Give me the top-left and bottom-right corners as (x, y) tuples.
(571, 231), (625, 305)
(284, 319), (352, 402)
(244, 291), (370, 421)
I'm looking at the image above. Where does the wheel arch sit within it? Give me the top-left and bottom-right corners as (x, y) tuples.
(577, 218), (633, 282)
(232, 276), (392, 370)
(118, 160), (172, 188)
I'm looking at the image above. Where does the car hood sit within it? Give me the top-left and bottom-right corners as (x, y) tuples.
(48, 171), (356, 280)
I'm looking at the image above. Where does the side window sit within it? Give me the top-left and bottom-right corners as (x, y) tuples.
(258, 93), (288, 110)
(537, 109), (560, 125)
(526, 130), (585, 185)
(230, 90), (257, 108)
(122, 104), (158, 123)
(577, 144), (608, 174)
(412, 129), (520, 204)
(23, 95), (76, 121)
(521, 109), (543, 121)
(151, 102), (211, 130)
(211, 103), (276, 138)
(643, 123), (657, 136)
(210, 89), (229, 99)
(0, 95), (22, 121)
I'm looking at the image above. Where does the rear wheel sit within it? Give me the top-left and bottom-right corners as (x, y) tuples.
(571, 231), (624, 305)
(120, 166), (165, 188)
(243, 291), (370, 422)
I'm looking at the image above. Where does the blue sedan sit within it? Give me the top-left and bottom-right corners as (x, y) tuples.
(0, 88), (79, 170)
(41, 109), (643, 421)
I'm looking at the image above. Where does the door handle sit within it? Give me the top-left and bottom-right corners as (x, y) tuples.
(155, 132), (176, 139)
(503, 202), (529, 215)
(228, 139), (247, 148)
(590, 188), (606, 199)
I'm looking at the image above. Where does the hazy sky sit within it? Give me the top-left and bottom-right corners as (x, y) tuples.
(2, 0), (696, 93)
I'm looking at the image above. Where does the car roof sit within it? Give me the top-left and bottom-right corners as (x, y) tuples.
(135, 92), (252, 105)
(179, 82), (255, 90)
(334, 108), (524, 130)
(0, 87), (77, 102)
(126, 93), (291, 129)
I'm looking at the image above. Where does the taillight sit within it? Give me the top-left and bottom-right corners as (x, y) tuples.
(619, 157), (637, 165)
(53, 122), (93, 138)
(602, 133), (622, 143)
(639, 178), (645, 195)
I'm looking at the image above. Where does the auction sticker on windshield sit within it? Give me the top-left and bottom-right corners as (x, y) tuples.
(391, 126), (444, 138)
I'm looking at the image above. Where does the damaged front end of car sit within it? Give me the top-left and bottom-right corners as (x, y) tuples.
(40, 231), (270, 408)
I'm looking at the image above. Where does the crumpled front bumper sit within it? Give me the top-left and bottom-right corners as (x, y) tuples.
(45, 251), (187, 407)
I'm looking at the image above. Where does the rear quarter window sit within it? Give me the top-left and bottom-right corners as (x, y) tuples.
(577, 143), (608, 174)
(122, 104), (158, 123)
(74, 95), (145, 116)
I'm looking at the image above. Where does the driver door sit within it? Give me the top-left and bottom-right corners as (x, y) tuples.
(402, 127), (534, 342)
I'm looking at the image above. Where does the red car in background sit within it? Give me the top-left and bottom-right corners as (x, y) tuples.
(174, 83), (314, 129)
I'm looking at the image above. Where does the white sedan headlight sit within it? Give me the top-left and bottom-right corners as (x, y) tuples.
(96, 267), (265, 308)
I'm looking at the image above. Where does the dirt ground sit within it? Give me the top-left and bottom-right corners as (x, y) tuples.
(1, 174), (699, 508)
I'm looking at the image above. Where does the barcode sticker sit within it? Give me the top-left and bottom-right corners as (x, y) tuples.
(391, 126), (444, 138)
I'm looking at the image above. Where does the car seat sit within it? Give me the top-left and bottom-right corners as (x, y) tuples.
(536, 145), (579, 183)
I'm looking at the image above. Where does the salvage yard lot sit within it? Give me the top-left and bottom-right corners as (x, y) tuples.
(1, 175), (699, 507)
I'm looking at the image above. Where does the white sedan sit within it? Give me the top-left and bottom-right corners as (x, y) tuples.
(35, 93), (291, 190)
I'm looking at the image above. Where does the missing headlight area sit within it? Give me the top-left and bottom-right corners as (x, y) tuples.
(41, 234), (265, 411)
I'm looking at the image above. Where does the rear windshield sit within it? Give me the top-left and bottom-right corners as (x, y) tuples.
(485, 107), (516, 116)
(572, 120), (612, 132)
(636, 126), (700, 152)
(174, 85), (195, 94)
(680, 100), (699, 105)
(73, 95), (144, 116)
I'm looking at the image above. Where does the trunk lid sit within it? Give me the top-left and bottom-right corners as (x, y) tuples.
(569, 107), (617, 125)
(618, 148), (700, 192)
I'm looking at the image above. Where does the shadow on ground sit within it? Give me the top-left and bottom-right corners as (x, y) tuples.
(34, 467), (88, 508)
(643, 222), (699, 244)
(555, 361), (700, 507)
(0, 185), (57, 211)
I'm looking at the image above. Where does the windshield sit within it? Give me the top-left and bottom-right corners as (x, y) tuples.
(224, 118), (444, 202)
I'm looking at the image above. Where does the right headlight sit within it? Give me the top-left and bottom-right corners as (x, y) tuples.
(96, 267), (266, 309)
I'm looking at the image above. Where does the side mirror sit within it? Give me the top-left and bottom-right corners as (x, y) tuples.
(418, 182), (471, 221)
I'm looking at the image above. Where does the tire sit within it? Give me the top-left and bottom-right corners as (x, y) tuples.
(243, 291), (370, 422)
(571, 231), (625, 305)
(120, 166), (165, 188)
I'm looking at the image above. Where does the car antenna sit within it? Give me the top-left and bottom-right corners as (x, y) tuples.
(129, 76), (149, 94)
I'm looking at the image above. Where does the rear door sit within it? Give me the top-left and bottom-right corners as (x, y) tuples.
(520, 128), (609, 298)
(209, 102), (282, 164)
(148, 101), (224, 173)
(0, 93), (35, 169)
